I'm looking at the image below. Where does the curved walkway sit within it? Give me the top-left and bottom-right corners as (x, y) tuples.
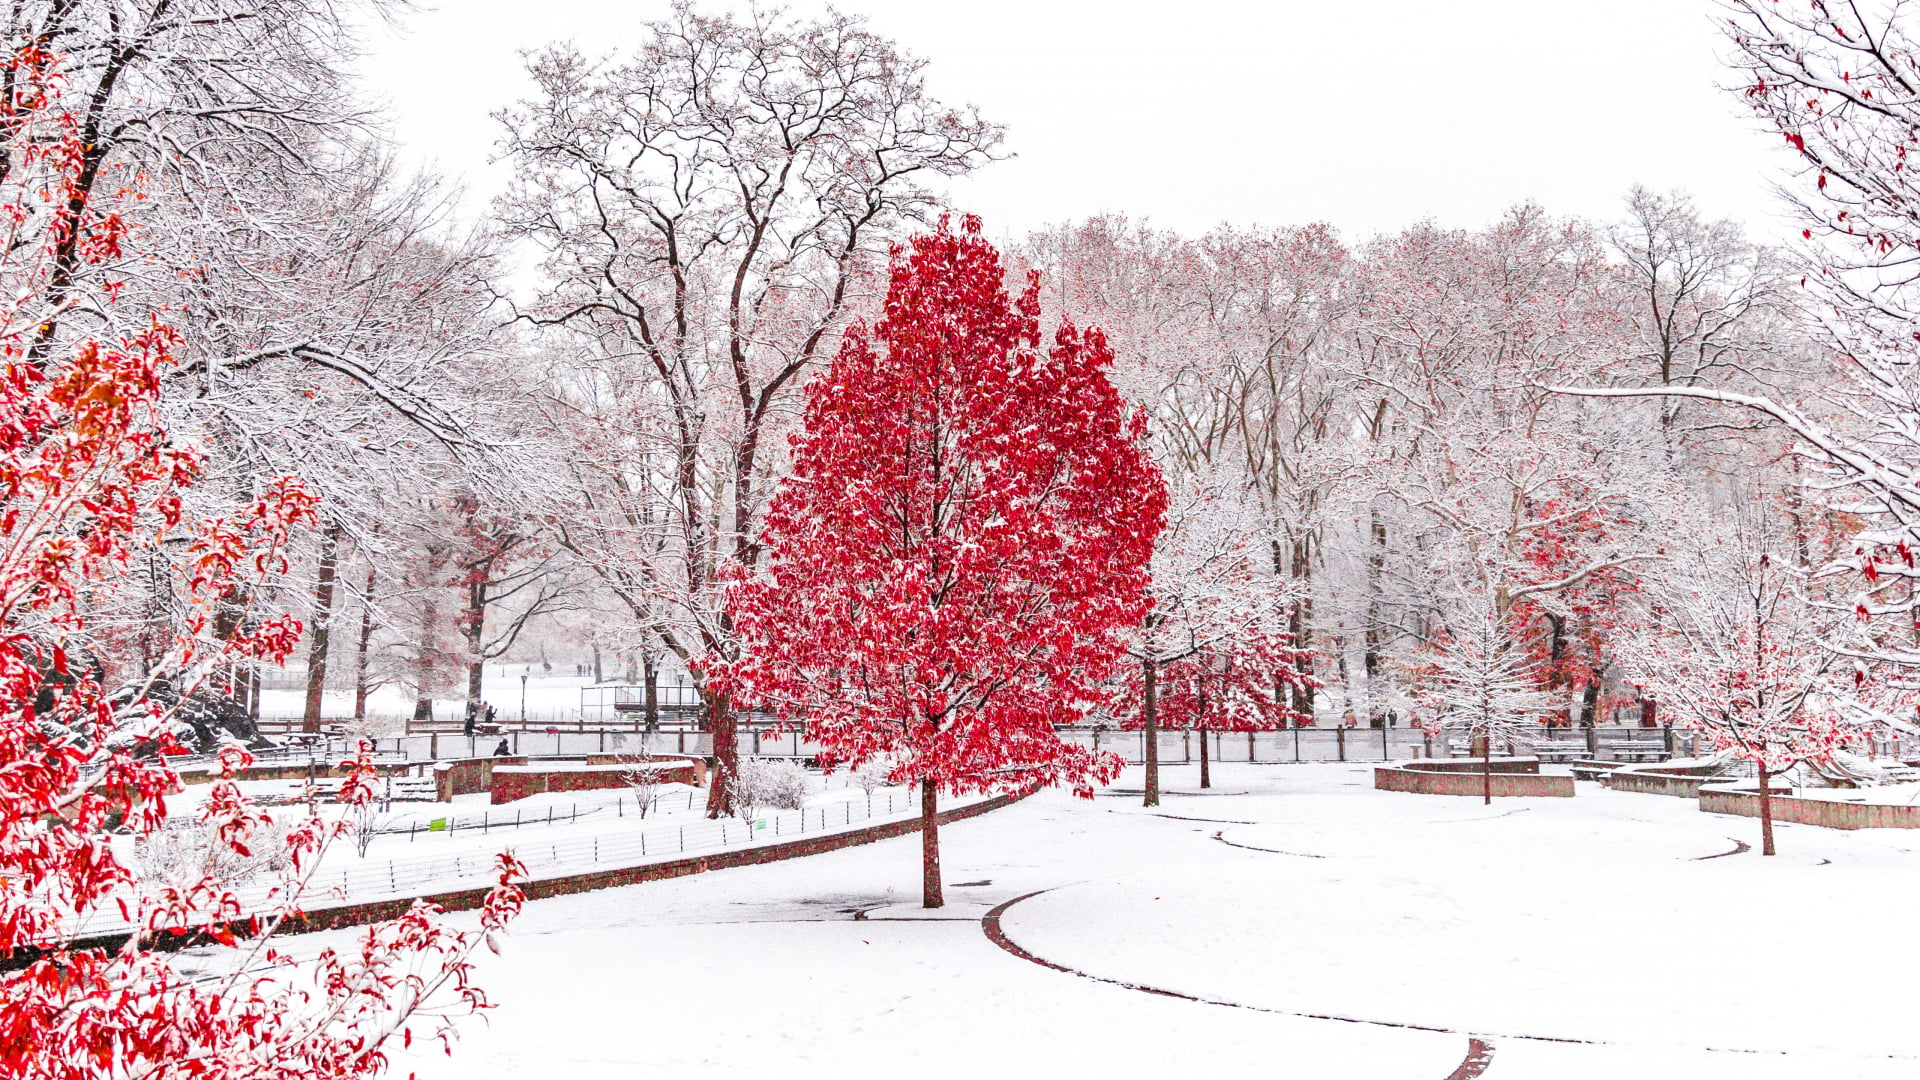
(983, 807), (1919, 1073)
(982, 888), (1500, 1078)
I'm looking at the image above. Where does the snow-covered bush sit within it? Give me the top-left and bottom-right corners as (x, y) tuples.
(851, 758), (892, 798)
(730, 758), (810, 822)
(619, 753), (669, 818)
(136, 813), (294, 890)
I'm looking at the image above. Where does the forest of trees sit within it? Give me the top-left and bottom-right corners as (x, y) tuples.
(10, 0), (1919, 807)
(16, 0), (1920, 1069)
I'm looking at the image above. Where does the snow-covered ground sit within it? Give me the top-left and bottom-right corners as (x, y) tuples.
(262, 762), (1918, 1079)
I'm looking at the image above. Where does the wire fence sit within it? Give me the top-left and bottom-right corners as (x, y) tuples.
(63, 786), (938, 942)
(372, 788), (712, 840)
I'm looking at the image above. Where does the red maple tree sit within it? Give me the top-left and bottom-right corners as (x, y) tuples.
(727, 216), (1164, 907)
(1118, 625), (1312, 790)
(0, 47), (522, 1079)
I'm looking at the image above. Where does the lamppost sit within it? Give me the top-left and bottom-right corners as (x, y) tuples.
(520, 673), (529, 724)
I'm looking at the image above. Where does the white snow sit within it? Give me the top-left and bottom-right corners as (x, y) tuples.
(254, 762), (1920, 1079)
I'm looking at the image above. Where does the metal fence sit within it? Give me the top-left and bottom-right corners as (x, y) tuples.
(65, 785), (935, 941)
(1060, 726), (1426, 764)
(318, 724), (1920, 768)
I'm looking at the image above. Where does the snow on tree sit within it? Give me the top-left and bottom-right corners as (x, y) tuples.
(1114, 479), (1310, 802)
(1413, 606), (1556, 804)
(726, 217), (1163, 907)
(1622, 512), (1852, 855)
(1561, 3), (1920, 706)
(0, 47), (523, 1078)
(500, 1), (1002, 815)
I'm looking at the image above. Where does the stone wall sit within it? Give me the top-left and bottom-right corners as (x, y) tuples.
(175, 760), (411, 787)
(1400, 758), (1544, 776)
(1603, 762), (1729, 798)
(1375, 761), (1574, 798)
(489, 760), (699, 804)
(1700, 787), (1920, 830)
(432, 756), (527, 801)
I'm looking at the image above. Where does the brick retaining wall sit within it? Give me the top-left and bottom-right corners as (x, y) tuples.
(432, 757), (527, 801)
(1700, 787), (1920, 829)
(490, 761), (699, 804)
(1400, 758), (1543, 776)
(1375, 762), (1574, 798)
(583, 753), (709, 787)
(176, 760), (412, 787)
(1603, 763), (1728, 798)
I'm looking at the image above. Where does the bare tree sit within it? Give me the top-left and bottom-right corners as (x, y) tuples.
(499, 2), (1001, 814)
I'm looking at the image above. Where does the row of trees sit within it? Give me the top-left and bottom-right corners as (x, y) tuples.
(16, 0), (1920, 1068)
(92, 1), (1897, 849)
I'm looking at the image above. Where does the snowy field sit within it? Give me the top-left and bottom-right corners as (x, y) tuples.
(267, 762), (1918, 1079)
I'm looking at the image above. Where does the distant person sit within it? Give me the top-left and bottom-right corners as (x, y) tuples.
(485, 703), (497, 725)
(462, 707), (475, 739)
(492, 738), (512, 757)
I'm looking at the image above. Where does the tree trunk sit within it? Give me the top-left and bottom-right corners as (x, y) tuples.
(463, 579), (487, 719)
(1142, 657), (1160, 808)
(1758, 763), (1776, 856)
(243, 666), (261, 727)
(1365, 511), (1386, 725)
(1290, 535), (1316, 719)
(352, 567), (375, 722)
(412, 588), (439, 732)
(921, 778), (943, 909)
(300, 526), (341, 735)
(703, 687), (738, 818)
(643, 654), (659, 726)
(1479, 734), (1492, 805)
(1199, 725), (1211, 789)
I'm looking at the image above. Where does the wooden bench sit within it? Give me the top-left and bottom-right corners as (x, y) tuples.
(1531, 743), (1590, 763)
(1609, 741), (1670, 763)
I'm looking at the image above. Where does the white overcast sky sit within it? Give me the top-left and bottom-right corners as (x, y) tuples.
(354, 0), (1795, 246)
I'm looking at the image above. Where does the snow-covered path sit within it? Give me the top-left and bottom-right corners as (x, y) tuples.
(312, 763), (1918, 1079)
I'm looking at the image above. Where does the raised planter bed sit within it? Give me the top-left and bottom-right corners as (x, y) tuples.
(1700, 785), (1920, 830)
(1601, 761), (1732, 798)
(1375, 759), (1574, 798)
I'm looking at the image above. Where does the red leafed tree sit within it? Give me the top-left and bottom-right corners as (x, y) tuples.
(1119, 624), (1311, 791)
(0, 47), (522, 1079)
(727, 216), (1164, 908)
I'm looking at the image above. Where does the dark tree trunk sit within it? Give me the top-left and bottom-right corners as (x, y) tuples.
(703, 687), (738, 818)
(921, 778), (943, 908)
(1758, 763), (1776, 856)
(1142, 657), (1160, 808)
(1290, 535), (1316, 719)
(300, 527), (341, 735)
(1198, 725), (1211, 788)
(1478, 733), (1492, 805)
(352, 567), (375, 722)
(463, 579), (487, 719)
(643, 654), (659, 726)
(1365, 511), (1386, 724)
(412, 588), (439, 732)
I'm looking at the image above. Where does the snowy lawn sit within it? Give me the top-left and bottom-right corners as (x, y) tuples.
(264, 762), (1916, 1079)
